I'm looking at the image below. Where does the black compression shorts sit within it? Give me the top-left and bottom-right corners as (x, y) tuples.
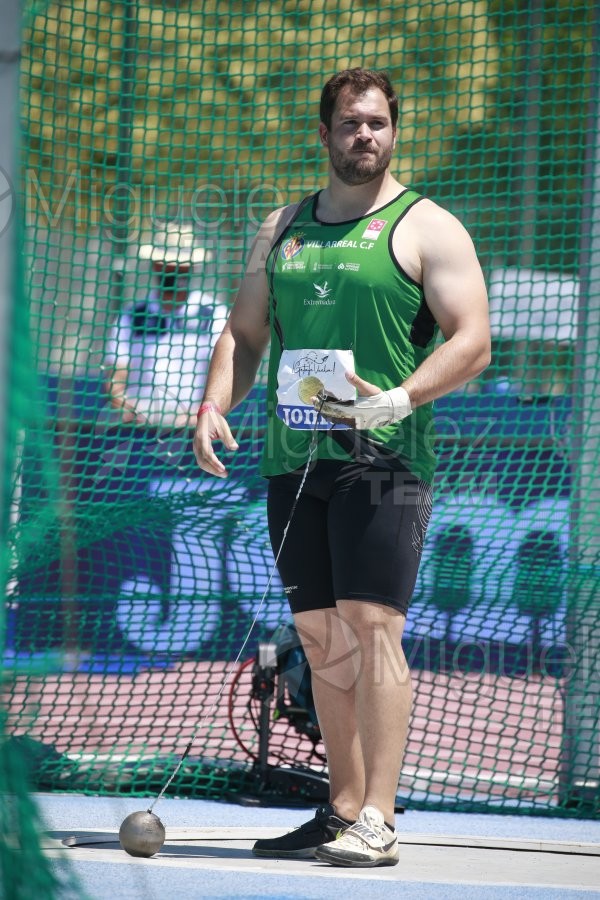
(267, 458), (433, 616)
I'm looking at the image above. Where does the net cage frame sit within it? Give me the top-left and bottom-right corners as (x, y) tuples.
(1, 0), (599, 823)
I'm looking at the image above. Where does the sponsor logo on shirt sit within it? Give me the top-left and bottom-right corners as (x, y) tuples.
(305, 238), (376, 250)
(277, 405), (338, 428)
(337, 262), (361, 271)
(282, 260), (306, 271)
(362, 218), (387, 240)
(304, 281), (335, 307)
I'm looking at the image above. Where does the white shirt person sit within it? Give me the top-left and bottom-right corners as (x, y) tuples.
(104, 223), (227, 429)
(105, 289), (227, 428)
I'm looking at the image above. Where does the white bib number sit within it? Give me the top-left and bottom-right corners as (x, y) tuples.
(276, 348), (355, 430)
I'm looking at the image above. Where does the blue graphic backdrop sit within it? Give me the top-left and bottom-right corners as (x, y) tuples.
(12, 376), (572, 673)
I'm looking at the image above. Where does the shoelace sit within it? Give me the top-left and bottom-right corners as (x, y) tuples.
(315, 807), (333, 827)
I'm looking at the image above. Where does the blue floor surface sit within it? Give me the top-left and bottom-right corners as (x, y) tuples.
(38, 793), (600, 900)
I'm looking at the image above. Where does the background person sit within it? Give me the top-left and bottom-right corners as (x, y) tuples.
(104, 223), (235, 649)
(104, 221), (228, 430)
(193, 68), (490, 868)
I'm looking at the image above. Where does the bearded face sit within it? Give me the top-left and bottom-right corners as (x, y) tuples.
(322, 87), (396, 187)
(327, 136), (395, 186)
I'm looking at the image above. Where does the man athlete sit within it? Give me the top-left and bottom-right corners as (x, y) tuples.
(193, 68), (490, 868)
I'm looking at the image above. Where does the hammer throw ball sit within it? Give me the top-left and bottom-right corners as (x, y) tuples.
(119, 810), (166, 858)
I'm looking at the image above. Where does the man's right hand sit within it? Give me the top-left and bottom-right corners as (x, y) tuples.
(193, 406), (239, 478)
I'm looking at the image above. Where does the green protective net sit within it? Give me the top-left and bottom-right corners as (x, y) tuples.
(1, 147), (82, 900)
(0, 267), (59, 898)
(3, 0), (598, 818)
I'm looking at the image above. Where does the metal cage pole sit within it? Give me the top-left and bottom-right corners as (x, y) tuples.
(0, 0), (21, 596)
(110, 0), (138, 311)
(561, 7), (600, 811)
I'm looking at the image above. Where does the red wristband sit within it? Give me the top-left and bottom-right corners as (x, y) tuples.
(197, 401), (223, 422)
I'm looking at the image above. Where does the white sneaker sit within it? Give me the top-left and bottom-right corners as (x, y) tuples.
(314, 805), (399, 867)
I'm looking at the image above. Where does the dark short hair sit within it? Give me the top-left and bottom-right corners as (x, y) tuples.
(320, 68), (398, 130)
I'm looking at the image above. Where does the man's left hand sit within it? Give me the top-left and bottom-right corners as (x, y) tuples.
(313, 371), (412, 429)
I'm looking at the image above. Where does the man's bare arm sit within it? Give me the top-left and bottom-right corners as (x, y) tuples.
(400, 202), (491, 407)
(104, 366), (137, 422)
(193, 203), (299, 476)
(310, 201), (491, 430)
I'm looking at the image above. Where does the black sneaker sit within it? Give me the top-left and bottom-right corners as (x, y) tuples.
(252, 804), (352, 859)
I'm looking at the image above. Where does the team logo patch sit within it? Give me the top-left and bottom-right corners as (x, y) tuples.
(362, 218), (387, 240)
(281, 233), (305, 259)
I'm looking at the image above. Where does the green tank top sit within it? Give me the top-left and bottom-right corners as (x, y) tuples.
(261, 189), (439, 483)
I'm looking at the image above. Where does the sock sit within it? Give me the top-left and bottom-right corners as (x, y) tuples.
(330, 805), (355, 825)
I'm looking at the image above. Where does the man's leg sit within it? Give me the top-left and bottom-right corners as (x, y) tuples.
(297, 602), (409, 827)
(317, 464), (426, 826)
(251, 603), (359, 858)
(312, 599), (409, 867)
(253, 467), (356, 858)
(336, 599), (410, 825)
(293, 607), (364, 823)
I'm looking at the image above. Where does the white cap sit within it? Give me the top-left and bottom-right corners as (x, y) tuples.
(138, 222), (211, 265)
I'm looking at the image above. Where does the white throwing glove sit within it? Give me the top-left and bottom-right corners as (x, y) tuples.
(316, 386), (412, 429)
